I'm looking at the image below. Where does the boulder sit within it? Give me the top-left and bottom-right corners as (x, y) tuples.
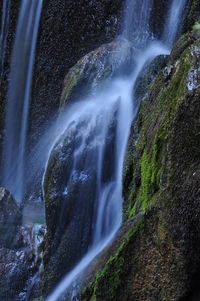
(43, 101), (119, 295)
(60, 39), (134, 110)
(42, 39), (134, 294)
(0, 224), (45, 301)
(0, 187), (21, 248)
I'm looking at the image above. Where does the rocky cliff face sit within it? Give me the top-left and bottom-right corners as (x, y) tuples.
(0, 187), (21, 248)
(41, 1), (200, 299)
(0, 0), (20, 173)
(28, 0), (125, 147)
(1, 0), (200, 300)
(80, 31), (200, 301)
(0, 0), (125, 177)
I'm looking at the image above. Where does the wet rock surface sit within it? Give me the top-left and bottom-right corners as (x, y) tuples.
(0, 187), (21, 248)
(43, 103), (119, 295)
(42, 37), (135, 295)
(60, 39), (134, 110)
(29, 0), (125, 147)
(79, 34), (200, 301)
(0, 187), (45, 301)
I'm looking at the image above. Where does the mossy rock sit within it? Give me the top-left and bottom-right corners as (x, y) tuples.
(80, 34), (200, 301)
(59, 39), (134, 111)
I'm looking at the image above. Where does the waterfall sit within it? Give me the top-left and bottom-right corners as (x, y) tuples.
(0, 0), (11, 82)
(163, 0), (187, 47)
(2, 0), (43, 201)
(123, 0), (153, 43)
(45, 0), (187, 300)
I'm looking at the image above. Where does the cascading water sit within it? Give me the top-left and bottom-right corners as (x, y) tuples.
(163, 0), (187, 47)
(45, 0), (186, 300)
(123, 0), (153, 43)
(2, 0), (42, 201)
(0, 0), (11, 82)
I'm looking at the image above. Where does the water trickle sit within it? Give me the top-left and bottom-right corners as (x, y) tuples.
(2, 0), (43, 201)
(0, 0), (11, 82)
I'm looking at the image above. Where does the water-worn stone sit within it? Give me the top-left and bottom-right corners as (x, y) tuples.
(60, 39), (134, 110)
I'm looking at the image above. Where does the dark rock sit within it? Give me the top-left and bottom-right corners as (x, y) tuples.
(60, 39), (134, 110)
(0, 247), (29, 300)
(43, 105), (118, 295)
(0, 187), (21, 248)
(134, 54), (169, 103)
(42, 38), (135, 294)
(0, 223), (45, 301)
(0, 186), (45, 300)
(182, 0), (200, 33)
(0, 0), (21, 176)
(28, 0), (125, 147)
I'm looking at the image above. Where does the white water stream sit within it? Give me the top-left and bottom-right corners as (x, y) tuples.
(46, 0), (186, 299)
(2, 0), (43, 201)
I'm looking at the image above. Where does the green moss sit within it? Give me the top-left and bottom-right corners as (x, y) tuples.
(81, 219), (144, 301)
(136, 135), (162, 212)
(59, 66), (80, 111)
(83, 35), (200, 301)
(193, 21), (200, 37)
(129, 199), (137, 218)
(125, 38), (194, 219)
(185, 0), (200, 31)
(139, 149), (152, 211)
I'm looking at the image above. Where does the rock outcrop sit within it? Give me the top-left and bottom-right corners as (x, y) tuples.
(59, 39), (134, 110)
(80, 32), (200, 301)
(42, 39), (134, 295)
(0, 187), (21, 248)
(0, 0), (21, 172)
(0, 187), (45, 300)
(29, 0), (125, 146)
